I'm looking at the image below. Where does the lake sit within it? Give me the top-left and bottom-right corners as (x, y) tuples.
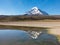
(0, 28), (59, 45)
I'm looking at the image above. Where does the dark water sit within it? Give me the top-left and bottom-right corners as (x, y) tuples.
(0, 29), (59, 45)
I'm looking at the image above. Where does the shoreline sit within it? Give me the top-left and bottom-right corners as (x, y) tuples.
(0, 21), (60, 35)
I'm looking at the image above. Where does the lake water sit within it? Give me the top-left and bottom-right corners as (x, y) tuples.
(0, 29), (59, 45)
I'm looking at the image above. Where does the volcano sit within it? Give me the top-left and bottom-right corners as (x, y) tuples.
(26, 7), (48, 15)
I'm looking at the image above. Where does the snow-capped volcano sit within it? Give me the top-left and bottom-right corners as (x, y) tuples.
(26, 7), (48, 15)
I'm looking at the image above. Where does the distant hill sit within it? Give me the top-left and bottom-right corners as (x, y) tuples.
(0, 15), (60, 22)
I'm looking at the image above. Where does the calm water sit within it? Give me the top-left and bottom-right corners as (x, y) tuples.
(0, 29), (59, 45)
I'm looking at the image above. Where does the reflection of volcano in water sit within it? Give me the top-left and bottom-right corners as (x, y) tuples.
(26, 29), (48, 39)
(27, 31), (42, 39)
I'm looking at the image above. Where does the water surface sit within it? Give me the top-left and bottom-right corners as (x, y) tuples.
(0, 29), (59, 45)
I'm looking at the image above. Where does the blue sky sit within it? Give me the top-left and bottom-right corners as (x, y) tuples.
(0, 0), (60, 15)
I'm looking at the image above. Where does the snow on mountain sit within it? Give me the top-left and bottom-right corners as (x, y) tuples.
(26, 7), (48, 15)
